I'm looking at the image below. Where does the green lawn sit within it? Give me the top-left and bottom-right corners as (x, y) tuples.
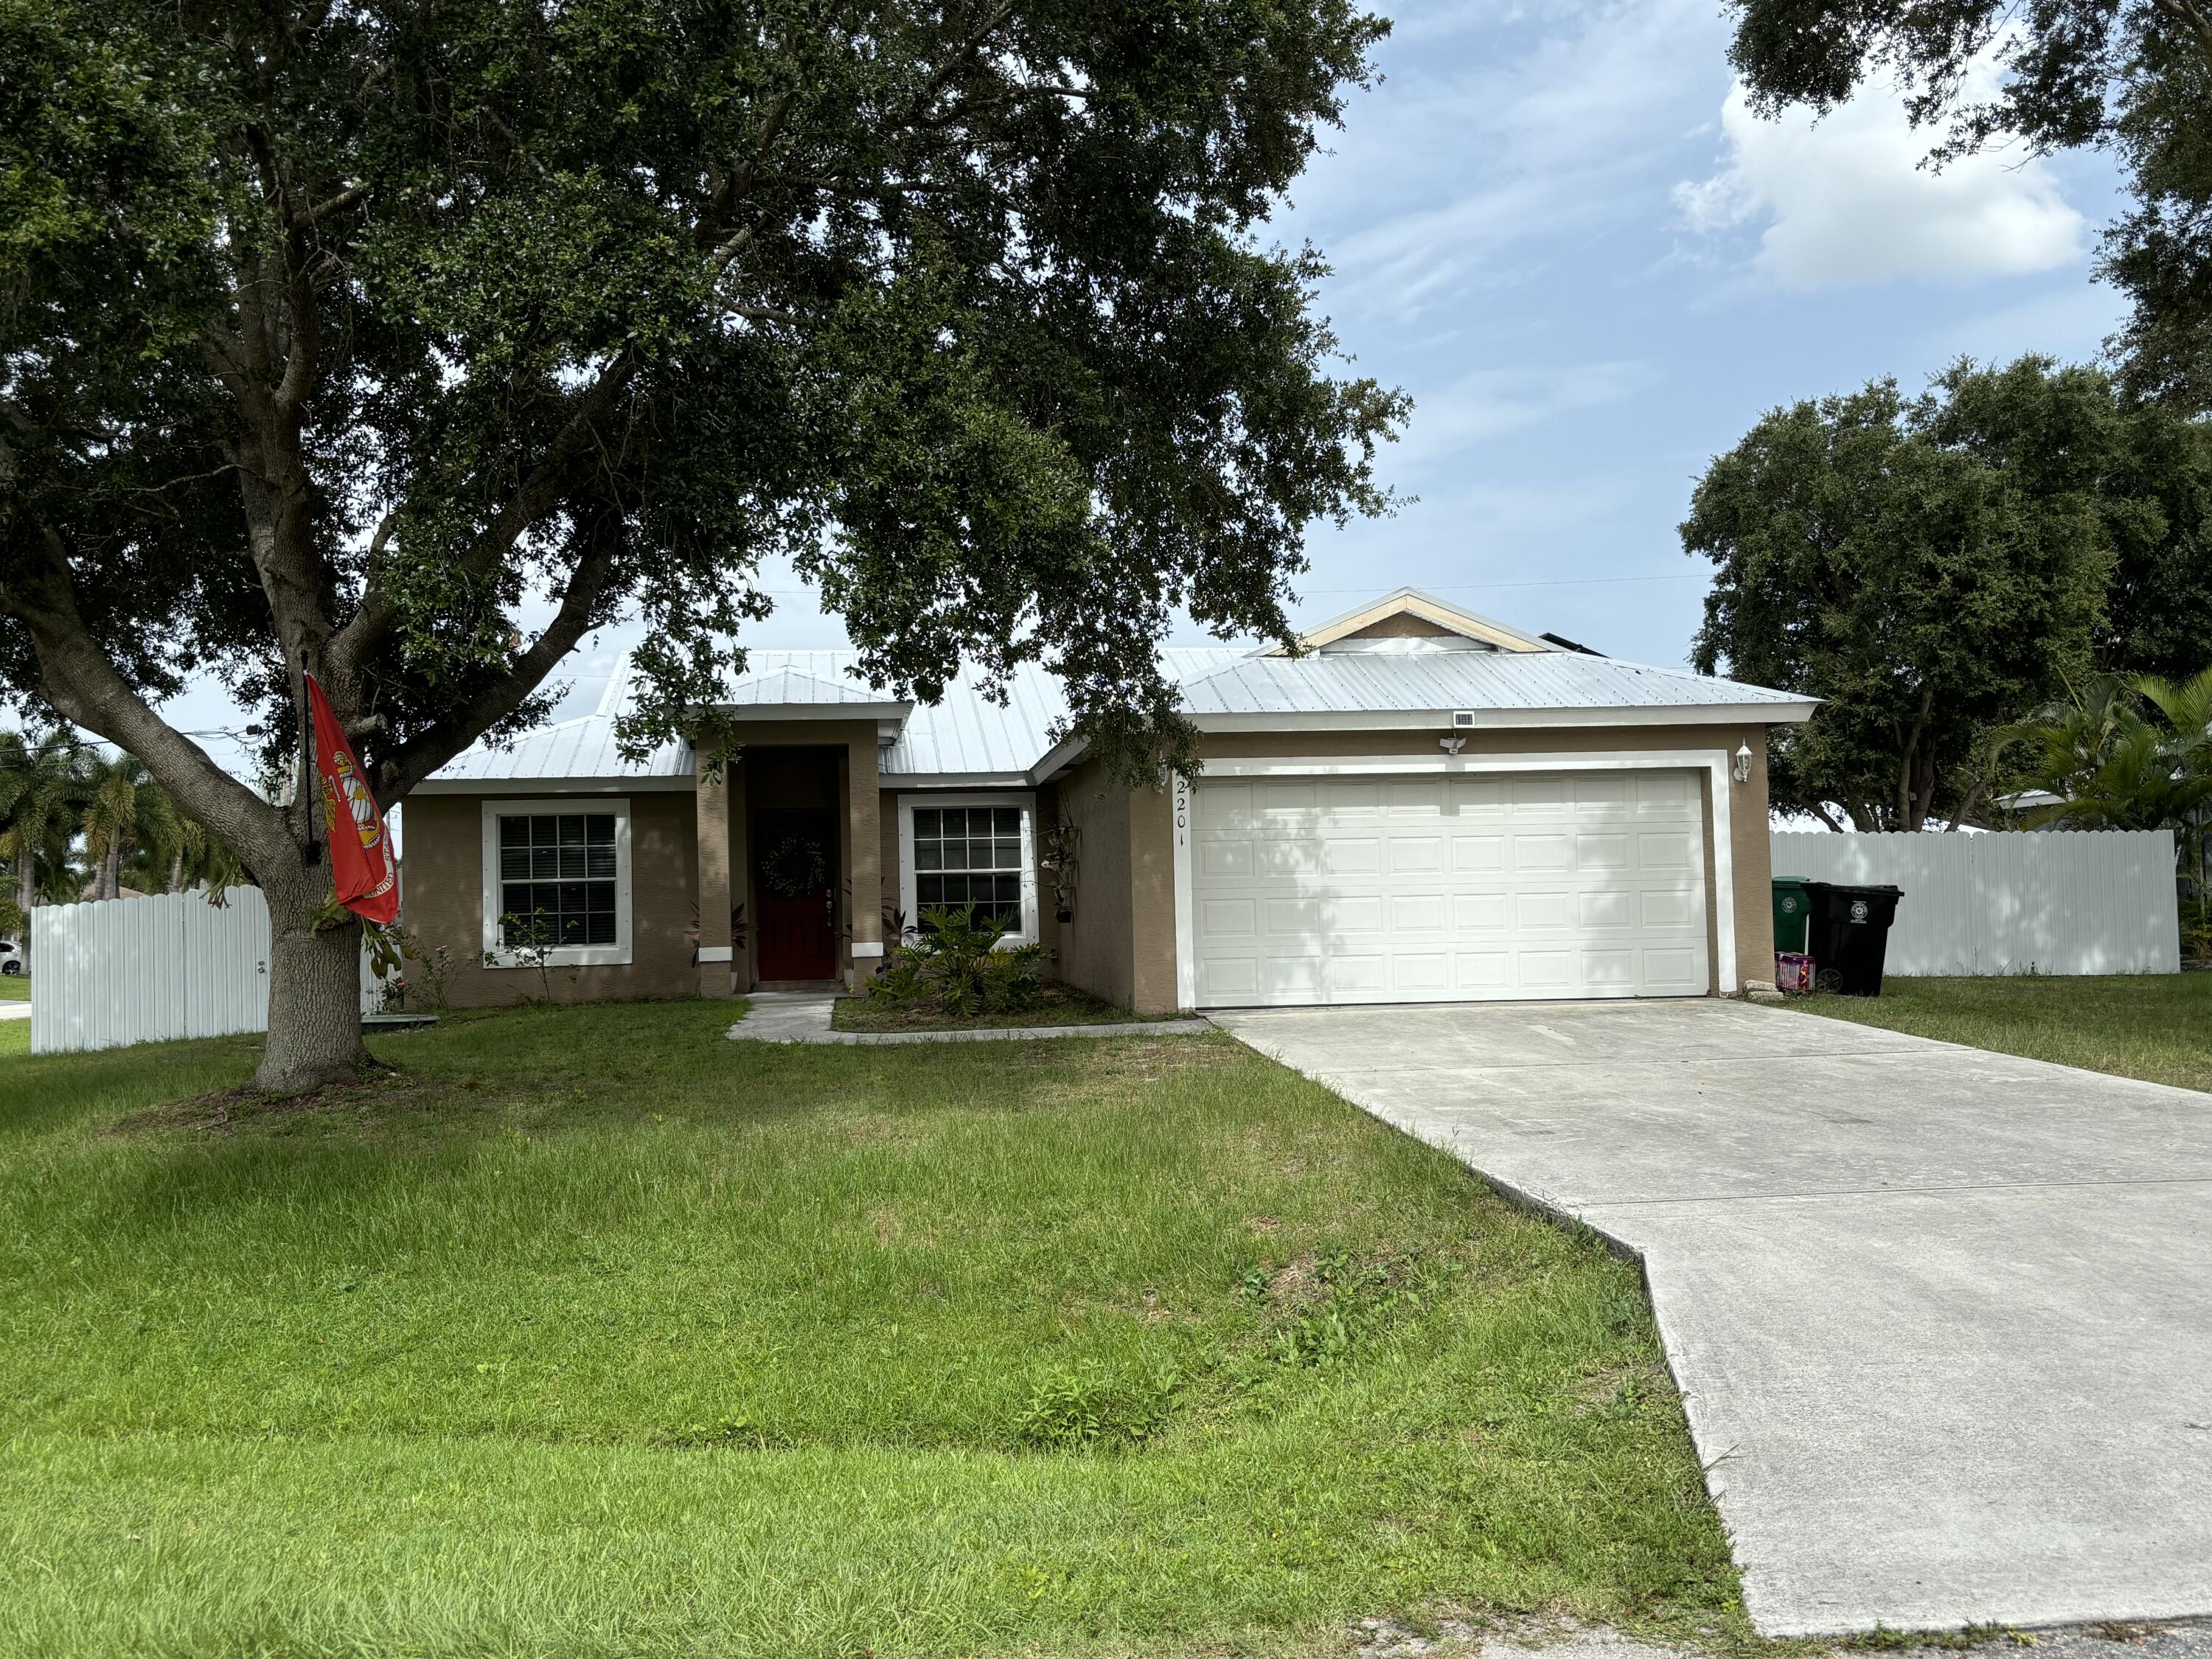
(0, 1001), (1739, 1659)
(0, 973), (29, 1001)
(1790, 973), (2212, 1093)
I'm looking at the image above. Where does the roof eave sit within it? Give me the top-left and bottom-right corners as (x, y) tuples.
(716, 700), (914, 723)
(410, 773), (698, 796)
(1186, 703), (1817, 731)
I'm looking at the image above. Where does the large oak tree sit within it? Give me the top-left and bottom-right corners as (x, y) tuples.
(0, 0), (1405, 1091)
(1685, 358), (2120, 830)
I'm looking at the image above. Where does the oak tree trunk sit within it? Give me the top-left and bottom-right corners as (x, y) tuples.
(253, 858), (370, 1095)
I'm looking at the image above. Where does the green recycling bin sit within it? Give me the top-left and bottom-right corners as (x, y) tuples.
(1771, 877), (1813, 956)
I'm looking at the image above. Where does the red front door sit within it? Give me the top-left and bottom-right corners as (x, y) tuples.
(754, 811), (838, 981)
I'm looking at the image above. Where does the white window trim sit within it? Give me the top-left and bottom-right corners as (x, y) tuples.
(896, 792), (1039, 948)
(1170, 751), (1735, 1007)
(480, 797), (635, 969)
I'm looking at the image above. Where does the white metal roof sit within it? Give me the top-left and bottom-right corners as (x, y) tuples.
(427, 624), (1807, 790)
(722, 664), (903, 709)
(1173, 649), (1810, 717)
(421, 712), (694, 789)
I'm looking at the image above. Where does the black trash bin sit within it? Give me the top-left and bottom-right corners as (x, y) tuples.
(1804, 882), (1903, 996)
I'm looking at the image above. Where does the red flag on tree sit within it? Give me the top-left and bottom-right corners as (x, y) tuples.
(305, 675), (399, 925)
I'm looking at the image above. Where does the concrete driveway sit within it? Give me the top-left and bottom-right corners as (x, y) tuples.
(1211, 998), (2212, 1638)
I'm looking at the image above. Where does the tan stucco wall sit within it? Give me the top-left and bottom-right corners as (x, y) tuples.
(400, 790), (700, 1009)
(1054, 759), (1138, 1008)
(1102, 723), (1781, 1006)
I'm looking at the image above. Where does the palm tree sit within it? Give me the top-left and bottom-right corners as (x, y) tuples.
(0, 731), (96, 971)
(80, 751), (164, 902)
(129, 787), (246, 897)
(2000, 666), (2212, 883)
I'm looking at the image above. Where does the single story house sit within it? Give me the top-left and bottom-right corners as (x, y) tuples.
(405, 588), (1815, 1012)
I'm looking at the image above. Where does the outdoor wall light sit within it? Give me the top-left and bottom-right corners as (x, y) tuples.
(1733, 742), (1753, 784)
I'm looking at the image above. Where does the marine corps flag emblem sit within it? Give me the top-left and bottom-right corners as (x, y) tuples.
(305, 675), (399, 925)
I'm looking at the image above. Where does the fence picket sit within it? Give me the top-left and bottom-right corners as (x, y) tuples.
(30, 889), (382, 1054)
(1769, 830), (2180, 976)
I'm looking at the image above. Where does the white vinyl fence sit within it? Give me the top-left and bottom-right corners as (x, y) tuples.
(1770, 829), (2180, 977)
(30, 888), (380, 1055)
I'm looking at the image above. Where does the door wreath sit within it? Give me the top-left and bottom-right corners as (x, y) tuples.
(764, 834), (829, 898)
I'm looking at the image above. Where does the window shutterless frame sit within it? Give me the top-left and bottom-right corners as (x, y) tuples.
(479, 797), (635, 968)
(896, 792), (1039, 947)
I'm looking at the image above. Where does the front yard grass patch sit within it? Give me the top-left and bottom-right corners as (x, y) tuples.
(1790, 973), (2212, 1093)
(0, 1001), (1739, 1658)
(832, 981), (1202, 1032)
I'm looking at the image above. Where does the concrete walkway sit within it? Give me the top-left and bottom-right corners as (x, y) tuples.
(0, 1001), (29, 1022)
(1212, 998), (2212, 1638)
(726, 990), (1207, 1045)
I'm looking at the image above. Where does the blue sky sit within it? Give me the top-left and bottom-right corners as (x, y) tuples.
(159, 0), (2132, 774)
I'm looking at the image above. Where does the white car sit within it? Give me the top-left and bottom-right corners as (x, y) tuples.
(0, 939), (21, 975)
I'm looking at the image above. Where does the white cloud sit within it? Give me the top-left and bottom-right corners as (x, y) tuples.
(1394, 360), (1661, 472)
(1294, 0), (1730, 323)
(1675, 79), (2086, 288)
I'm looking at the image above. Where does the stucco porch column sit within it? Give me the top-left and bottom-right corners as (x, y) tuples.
(846, 731), (882, 990)
(695, 742), (734, 998)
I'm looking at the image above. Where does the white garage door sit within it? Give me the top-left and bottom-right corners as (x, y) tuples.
(1189, 769), (1711, 1006)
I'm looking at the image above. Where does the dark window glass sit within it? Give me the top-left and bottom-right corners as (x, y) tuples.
(911, 803), (1025, 931)
(498, 813), (619, 947)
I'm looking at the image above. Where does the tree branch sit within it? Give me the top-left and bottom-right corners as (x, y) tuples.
(0, 528), (293, 875)
(372, 508), (627, 801)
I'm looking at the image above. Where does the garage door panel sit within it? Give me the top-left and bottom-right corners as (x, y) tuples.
(1324, 954), (1388, 994)
(1455, 950), (1514, 989)
(1579, 889), (1635, 929)
(1394, 953), (1450, 992)
(1516, 891), (1573, 930)
(1455, 892), (1509, 931)
(1514, 834), (1573, 872)
(1517, 950), (1575, 987)
(1582, 948), (1638, 987)
(1200, 841), (1255, 878)
(1197, 956), (1259, 997)
(1321, 839), (1381, 874)
(1512, 776), (1574, 810)
(1200, 784), (1253, 828)
(1577, 832), (1630, 870)
(1190, 767), (1711, 1008)
(1320, 780), (1380, 814)
(1451, 835), (1505, 872)
(1447, 776), (1510, 813)
(1198, 897), (1256, 939)
(1387, 836), (1444, 874)
(1388, 893), (1448, 932)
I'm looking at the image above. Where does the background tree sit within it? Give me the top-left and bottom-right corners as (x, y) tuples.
(0, 730), (93, 967)
(0, 0), (1405, 1091)
(1685, 358), (2114, 830)
(1998, 667), (2212, 913)
(128, 788), (246, 897)
(2101, 407), (2212, 679)
(78, 751), (162, 902)
(1723, 0), (2212, 408)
